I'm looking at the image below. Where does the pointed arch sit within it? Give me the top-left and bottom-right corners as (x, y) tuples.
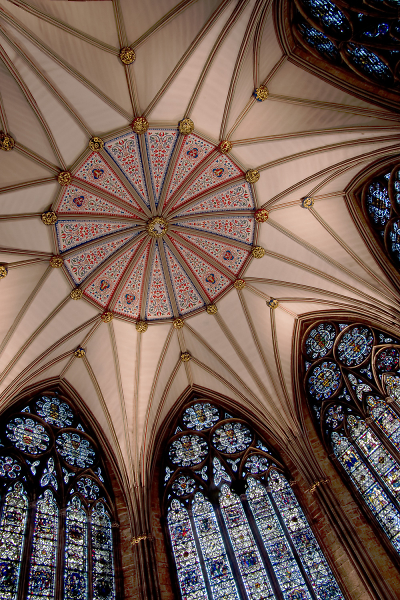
(0, 382), (124, 600)
(275, 0), (400, 113)
(158, 392), (346, 600)
(297, 313), (400, 565)
(345, 153), (400, 294)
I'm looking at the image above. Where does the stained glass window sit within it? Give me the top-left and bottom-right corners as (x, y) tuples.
(289, 0), (400, 105)
(302, 320), (400, 556)
(0, 388), (119, 599)
(163, 400), (345, 600)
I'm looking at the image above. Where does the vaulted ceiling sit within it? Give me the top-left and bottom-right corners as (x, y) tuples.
(0, 0), (399, 497)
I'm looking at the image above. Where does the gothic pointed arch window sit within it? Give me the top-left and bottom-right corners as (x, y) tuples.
(162, 399), (345, 600)
(301, 319), (400, 557)
(0, 387), (119, 600)
(276, 1), (400, 112)
(345, 156), (400, 294)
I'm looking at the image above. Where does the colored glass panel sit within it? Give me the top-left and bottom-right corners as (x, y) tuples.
(332, 432), (400, 551)
(172, 476), (196, 496)
(64, 496), (88, 600)
(213, 458), (231, 486)
(27, 490), (58, 600)
(301, 0), (351, 36)
(56, 433), (96, 468)
(346, 44), (393, 85)
(169, 435), (208, 467)
(367, 397), (400, 451)
(219, 485), (275, 600)
(0, 457), (21, 479)
(247, 478), (313, 600)
(306, 361), (341, 401)
(336, 326), (373, 367)
(76, 477), (100, 501)
(305, 323), (336, 360)
(91, 503), (115, 600)
(269, 472), (344, 600)
(36, 397), (74, 428)
(366, 181), (391, 226)
(0, 482), (28, 600)
(182, 403), (219, 431)
(167, 500), (208, 600)
(212, 423), (252, 454)
(192, 493), (239, 600)
(40, 458), (58, 490)
(6, 418), (50, 454)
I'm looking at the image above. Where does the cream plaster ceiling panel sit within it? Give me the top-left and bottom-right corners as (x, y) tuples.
(0, 0), (399, 495)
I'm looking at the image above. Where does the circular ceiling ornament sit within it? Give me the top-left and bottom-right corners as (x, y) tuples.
(234, 279), (246, 290)
(178, 118), (194, 134)
(50, 256), (63, 268)
(74, 347), (86, 358)
(255, 208), (269, 223)
(146, 216), (168, 238)
(0, 132), (15, 151)
(70, 289), (83, 300)
(219, 140), (232, 154)
(245, 169), (260, 183)
(119, 47), (136, 65)
(206, 304), (218, 314)
(301, 196), (314, 209)
(253, 85), (269, 102)
(41, 211), (58, 225)
(267, 298), (279, 309)
(252, 246), (265, 259)
(136, 321), (148, 333)
(53, 127), (257, 323)
(57, 171), (72, 186)
(131, 117), (149, 134)
(181, 352), (191, 362)
(173, 318), (184, 329)
(89, 137), (104, 152)
(101, 312), (113, 323)
(0, 264), (8, 279)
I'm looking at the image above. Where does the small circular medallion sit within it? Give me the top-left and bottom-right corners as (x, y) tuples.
(0, 132), (15, 151)
(268, 298), (279, 309)
(131, 117), (149, 134)
(50, 256), (63, 268)
(307, 361), (341, 401)
(219, 140), (232, 154)
(336, 325), (373, 367)
(212, 422), (252, 454)
(181, 352), (191, 362)
(146, 216), (168, 238)
(57, 171), (72, 186)
(136, 321), (148, 333)
(206, 304), (218, 314)
(0, 265), (8, 279)
(246, 169), (260, 184)
(255, 208), (269, 222)
(234, 279), (246, 290)
(305, 323), (336, 360)
(41, 211), (58, 225)
(173, 318), (184, 329)
(74, 347), (86, 358)
(253, 85), (269, 102)
(169, 434), (208, 466)
(179, 118), (194, 135)
(89, 137), (104, 152)
(252, 246), (265, 259)
(70, 289), (83, 300)
(101, 312), (113, 323)
(182, 403), (219, 431)
(301, 196), (314, 209)
(119, 47), (136, 65)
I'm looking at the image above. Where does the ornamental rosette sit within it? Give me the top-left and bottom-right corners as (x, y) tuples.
(255, 208), (269, 222)
(101, 312), (113, 323)
(119, 46), (136, 65)
(0, 264), (8, 279)
(136, 321), (148, 333)
(131, 117), (149, 134)
(245, 169), (260, 184)
(252, 246), (265, 259)
(173, 318), (184, 329)
(253, 85), (269, 101)
(301, 196), (314, 208)
(0, 132), (15, 151)
(206, 304), (218, 314)
(57, 171), (72, 186)
(50, 256), (63, 268)
(234, 279), (246, 290)
(219, 140), (232, 154)
(41, 211), (58, 225)
(89, 137), (104, 151)
(70, 289), (83, 300)
(178, 118), (194, 134)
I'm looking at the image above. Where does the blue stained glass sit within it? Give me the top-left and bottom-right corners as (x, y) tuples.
(219, 485), (275, 600)
(244, 454), (269, 474)
(169, 435), (208, 467)
(167, 500), (208, 600)
(268, 472), (345, 600)
(56, 432), (96, 468)
(76, 477), (99, 500)
(64, 496), (88, 600)
(332, 432), (400, 551)
(298, 22), (340, 61)
(247, 478), (313, 600)
(305, 323), (336, 360)
(36, 396), (73, 428)
(172, 476), (196, 496)
(91, 503), (115, 600)
(6, 418), (50, 454)
(367, 397), (400, 450)
(384, 374), (400, 405)
(336, 326), (373, 367)
(212, 423), (252, 454)
(347, 373), (371, 401)
(192, 493), (240, 600)
(307, 361), (341, 401)
(27, 490), (58, 600)
(346, 44), (393, 85)
(302, 0), (351, 36)
(0, 482), (28, 600)
(325, 405), (344, 428)
(0, 457), (21, 479)
(182, 403), (219, 431)
(40, 458), (57, 490)
(376, 348), (400, 373)
(213, 458), (231, 486)
(389, 220), (400, 260)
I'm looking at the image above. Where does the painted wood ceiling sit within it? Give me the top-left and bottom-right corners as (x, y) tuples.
(0, 0), (399, 493)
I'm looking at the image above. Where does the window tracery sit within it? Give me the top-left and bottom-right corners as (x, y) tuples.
(162, 400), (344, 600)
(0, 389), (118, 600)
(302, 320), (400, 556)
(279, 1), (400, 111)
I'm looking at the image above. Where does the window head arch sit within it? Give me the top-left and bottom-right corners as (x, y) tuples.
(301, 319), (400, 557)
(277, 1), (400, 112)
(346, 156), (400, 293)
(0, 385), (119, 600)
(162, 398), (345, 600)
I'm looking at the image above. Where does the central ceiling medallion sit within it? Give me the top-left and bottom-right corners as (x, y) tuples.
(146, 216), (168, 238)
(52, 126), (259, 322)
